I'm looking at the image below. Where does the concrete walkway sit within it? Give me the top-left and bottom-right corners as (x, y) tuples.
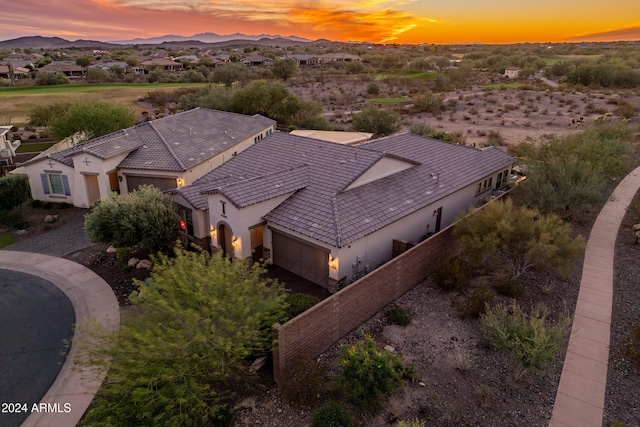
(550, 165), (640, 427)
(0, 251), (119, 427)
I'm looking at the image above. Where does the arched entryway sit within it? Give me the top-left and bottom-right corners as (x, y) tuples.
(217, 223), (234, 258)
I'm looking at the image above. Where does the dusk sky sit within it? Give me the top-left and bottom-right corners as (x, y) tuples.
(2, 0), (640, 44)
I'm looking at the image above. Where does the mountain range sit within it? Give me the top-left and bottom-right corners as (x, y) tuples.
(0, 33), (313, 49)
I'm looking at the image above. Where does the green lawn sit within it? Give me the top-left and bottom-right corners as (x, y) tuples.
(369, 97), (412, 103)
(16, 142), (56, 153)
(376, 70), (437, 80)
(0, 233), (15, 249)
(0, 83), (208, 97)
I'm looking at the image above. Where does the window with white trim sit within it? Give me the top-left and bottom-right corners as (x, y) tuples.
(40, 172), (71, 196)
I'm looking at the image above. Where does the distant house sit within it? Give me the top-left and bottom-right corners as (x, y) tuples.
(140, 58), (183, 72)
(172, 132), (514, 288)
(39, 61), (86, 78)
(317, 53), (362, 63)
(16, 109), (275, 220)
(504, 67), (521, 79)
(88, 61), (129, 72)
(0, 126), (20, 167)
(242, 55), (274, 67)
(0, 64), (30, 80)
(283, 54), (320, 66)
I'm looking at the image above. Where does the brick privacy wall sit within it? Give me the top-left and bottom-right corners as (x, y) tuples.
(273, 224), (460, 385)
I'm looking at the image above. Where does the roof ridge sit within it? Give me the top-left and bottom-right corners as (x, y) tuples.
(332, 193), (342, 248)
(148, 121), (186, 171)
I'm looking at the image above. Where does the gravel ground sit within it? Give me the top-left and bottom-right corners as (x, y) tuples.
(604, 200), (640, 427)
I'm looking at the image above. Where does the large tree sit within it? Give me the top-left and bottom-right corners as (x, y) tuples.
(47, 99), (135, 141)
(231, 80), (301, 125)
(272, 58), (298, 82)
(453, 199), (584, 280)
(81, 246), (287, 426)
(351, 106), (400, 137)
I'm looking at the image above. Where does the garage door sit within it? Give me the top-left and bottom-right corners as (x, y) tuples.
(127, 175), (177, 193)
(272, 231), (329, 288)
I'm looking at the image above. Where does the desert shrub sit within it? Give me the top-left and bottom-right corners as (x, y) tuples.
(0, 174), (30, 213)
(624, 318), (640, 368)
(494, 279), (526, 298)
(412, 90), (443, 114)
(433, 258), (470, 293)
(310, 402), (353, 427)
(367, 82), (380, 96)
(480, 302), (572, 375)
(281, 359), (328, 406)
(456, 285), (494, 318)
(386, 305), (412, 326)
(351, 107), (400, 137)
(339, 335), (413, 407)
(283, 293), (319, 321)
(474, 384), (497, 408)
(409, 123), (434, 137)
(115, 247), (133, 262)
(614, 102), (637, 119)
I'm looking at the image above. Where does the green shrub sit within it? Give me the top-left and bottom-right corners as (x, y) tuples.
(310, 402), (353, 427)
(283, 293), (320, 321)
(456, 285), (494, 319)
(339, 335), (412, 407)
(115, 247), (133, 262)
(433, 258), (470, 293)
(386, 305), (412, 326)
(480, 302), (572, 375)
(0, 209), (29, 230)
(494, 279), (526, 298)
(0, 174), (30, 213)
(366, 82), (380, 96)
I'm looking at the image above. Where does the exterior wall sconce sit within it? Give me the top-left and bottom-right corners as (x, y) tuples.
(118, 175), (123, 182)
(232, 237), (240, 247)
(328, 255), (338, 270)
(176, 178), (185, 187)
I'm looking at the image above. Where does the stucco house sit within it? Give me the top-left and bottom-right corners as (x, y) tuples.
(242, 55), (274, 67)
(0, 125), (20, 167)
(172, 132), (515, 289)
(504, 67), (521, 79)
(140, 58), (183, 72)
(17, 109), (275, 216)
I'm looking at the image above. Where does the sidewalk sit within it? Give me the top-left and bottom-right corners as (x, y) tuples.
(549, 165), (640, 427)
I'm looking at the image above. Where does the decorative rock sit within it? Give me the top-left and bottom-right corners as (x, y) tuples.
(43, 215), (55, 223)
(384, 345), (395, 352)
(136, 259), (153, 269)
(128, 257), (140, 267)
(16, 229), (28, 236)
(249, 356), (267, 373)
(106, 245), (117, 254)
(633, 223), (640, 231)
(419, 381), (426, 387)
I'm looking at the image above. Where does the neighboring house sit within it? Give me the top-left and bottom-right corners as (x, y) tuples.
(16, 109), (276, 219)
(140, 58), (183, 72)
(88, 61), (129, 72)
(173, 132), (515, 289)
(0, 65), (30, 80)
(0, 126), (20, 166)
(289, 130), (373, 145)
(242, 55), (274, 67)
(39, 61), (86, 78)
(317, 53), (362, 63)
(504, 67), (521, 79)
(283, 54), (320, 66)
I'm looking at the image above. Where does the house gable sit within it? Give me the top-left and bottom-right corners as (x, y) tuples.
(344, 155), (418, 191)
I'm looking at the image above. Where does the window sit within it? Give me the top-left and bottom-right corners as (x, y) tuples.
(40, 173), (70, 196)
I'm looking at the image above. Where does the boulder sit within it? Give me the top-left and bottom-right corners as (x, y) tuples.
(16, 229), (28, 236)
(249, 356), (267, 373)
(136, 259), (153, 269)
(106, 245), (117, 254)
(43, 215), (55, 223)
(128, 257), (140, 267)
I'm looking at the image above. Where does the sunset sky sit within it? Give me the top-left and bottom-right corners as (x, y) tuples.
(2, 0), (640, 44)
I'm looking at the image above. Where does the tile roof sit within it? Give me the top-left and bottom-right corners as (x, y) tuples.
(28, 108), (275, 171)
(177, 132), (515, 247)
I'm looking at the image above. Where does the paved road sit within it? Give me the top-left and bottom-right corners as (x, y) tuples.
(2, 211), (94, 257)
(0, 269), (75, 427)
